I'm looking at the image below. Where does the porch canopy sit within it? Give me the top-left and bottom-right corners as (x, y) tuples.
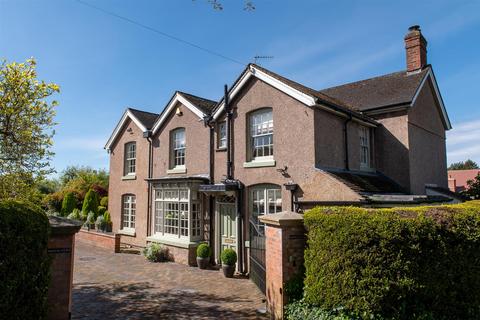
(198, 181), (241, 195)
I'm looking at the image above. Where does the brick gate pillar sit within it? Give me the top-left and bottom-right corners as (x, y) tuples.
(47, 216), (82, 320)
(259, 212), (305, 320)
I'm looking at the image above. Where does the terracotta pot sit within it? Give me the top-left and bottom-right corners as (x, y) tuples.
(222, 264), (235, 278)
(196, 257), (209, 269)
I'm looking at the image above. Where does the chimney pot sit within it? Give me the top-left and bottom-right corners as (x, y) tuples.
(408, 25), (421, 32)
(404, 25), (427, 73)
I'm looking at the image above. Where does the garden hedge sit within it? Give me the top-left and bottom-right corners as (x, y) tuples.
(303, 201), (480, 320)
(0, 200), (51, 319)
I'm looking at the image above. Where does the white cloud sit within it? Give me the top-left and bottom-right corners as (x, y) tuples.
(447, 118), (480, 164)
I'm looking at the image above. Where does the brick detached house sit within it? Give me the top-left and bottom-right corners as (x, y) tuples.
(105, 26), (453, 293)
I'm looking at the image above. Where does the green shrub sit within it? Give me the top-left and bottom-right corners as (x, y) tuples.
(61, 191), (77, 216)
(85, 211), (95, 226)
(221, 248), (237, 265)
(303, 201), (480, 320)
(143, 243), (170, 262)
(285, 299), (362, 320)
(100, 196), (108, 208)
(97, 205), (107, 216)
(0, 200), (51, 319)
(196, 243), (211, 258)
(82, 189), (99, 216)
(284, 269), (305, 303)
(67, 208), (82, 221)
(95, 215), (105, 229)
(103, 210), (111, 223)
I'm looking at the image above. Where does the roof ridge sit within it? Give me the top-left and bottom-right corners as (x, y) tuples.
(176, 90), (217, 104)
(320, 65), (431, 92)
(127, 107), (159, 116)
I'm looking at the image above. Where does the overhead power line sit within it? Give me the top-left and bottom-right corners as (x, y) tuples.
(74, 0), (246, 66)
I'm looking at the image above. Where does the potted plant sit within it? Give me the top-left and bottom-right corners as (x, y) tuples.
(220, 248), (237, 278)
(196, 243), (211, 269)
(103, 211), (113, 232)
(95, 215), (106, 232)
(84, 211), (95, 230)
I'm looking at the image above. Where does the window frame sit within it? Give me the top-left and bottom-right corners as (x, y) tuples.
(249, 184), (282, 236)
(152, 185), (202, 242)
(122, 194), (136, 231)
(217, 121), (227, 149)
(124, 142), (136, 176)
(170, 128), (186, 169)
(247, 108), (274, 162)
(359, 126), (371, 170)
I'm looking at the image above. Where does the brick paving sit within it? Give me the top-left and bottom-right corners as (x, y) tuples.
(72, 240), (266, 319)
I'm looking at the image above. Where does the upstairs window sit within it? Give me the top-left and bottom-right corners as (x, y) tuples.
(359, 127), (371, 169)
(218, 121), (227, 149)
(124, 142), (136, 175)
(122, 194), (136, 230)
(171, 128), (185, 168)
(249, 108), (273, 160)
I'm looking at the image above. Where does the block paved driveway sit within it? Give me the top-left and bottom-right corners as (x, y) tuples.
(72, 240), (266, 319)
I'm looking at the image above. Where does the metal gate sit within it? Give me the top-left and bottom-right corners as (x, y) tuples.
(249, 220), (266, 294)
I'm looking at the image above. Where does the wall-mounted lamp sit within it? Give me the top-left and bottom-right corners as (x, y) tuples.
(176, 107), (183, 116)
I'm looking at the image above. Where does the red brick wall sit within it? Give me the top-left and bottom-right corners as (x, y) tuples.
(265, 221), (306, 319)
(47, 234), (75, 320)
(76, 229), (120, 253)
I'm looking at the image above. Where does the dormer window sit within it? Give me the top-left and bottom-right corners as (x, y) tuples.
(359, 126), (371, 169)
(124, 142), (136, 175)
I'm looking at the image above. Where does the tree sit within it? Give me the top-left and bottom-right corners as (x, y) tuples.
(463, 174), (480, 200)
(82, 189), (99, 216)
(0, 59), (59, 201)
(61, 192), (77, 216)
(448, 159), (479, 170)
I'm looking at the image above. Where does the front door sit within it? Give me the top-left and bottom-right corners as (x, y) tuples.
(219, 202), (237, 254)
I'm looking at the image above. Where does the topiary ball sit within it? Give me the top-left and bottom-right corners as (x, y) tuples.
(221, 248), (237, 266)
(196, 243), (211, 258)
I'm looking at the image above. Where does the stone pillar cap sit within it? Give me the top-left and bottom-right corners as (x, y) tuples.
(49, 216), (83, 235)
(259, 211), (304, 227)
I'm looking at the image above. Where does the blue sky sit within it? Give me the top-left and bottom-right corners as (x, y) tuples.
(1, 0), (479, 175)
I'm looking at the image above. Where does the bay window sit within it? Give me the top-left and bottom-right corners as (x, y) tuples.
(153, 183), (202, 241)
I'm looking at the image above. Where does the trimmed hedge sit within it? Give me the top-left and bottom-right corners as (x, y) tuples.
(61, 192), (76, 216)
(303, 201), (480, 320)
(0, 200), (51, 319)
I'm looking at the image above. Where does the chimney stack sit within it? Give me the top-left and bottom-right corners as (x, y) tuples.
(404, 25), (427, 73)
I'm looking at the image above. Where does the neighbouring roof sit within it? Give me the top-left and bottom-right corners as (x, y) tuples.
(320, 67), (430, 111)
(321, 169), (406, 195)
(448, 169), (480, 188)
(128, 108), (159, 130)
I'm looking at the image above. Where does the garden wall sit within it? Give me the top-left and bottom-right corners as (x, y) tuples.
(76, 228), (121, 253)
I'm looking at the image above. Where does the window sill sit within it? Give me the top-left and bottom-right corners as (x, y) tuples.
(122, 175), (136, 181)
(216, 147), (227, 152)
(359, 166), (375, 173)
(166, 166), (187, 174)
(118, 229), (136, 237)
(146, 235), (200, 248)
(243, 159), (276, 168)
